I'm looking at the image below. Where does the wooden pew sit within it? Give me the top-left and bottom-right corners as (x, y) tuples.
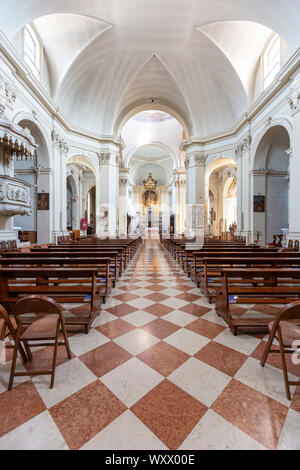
(32, 245), (131, 269)
(216, 268), (300, 335)
(0, 267), (108, 333)
(2, 251), (122, 286)
(186, 248), (290, 286)
(0, 256), (113, 300)
(200, 257), (300, 303)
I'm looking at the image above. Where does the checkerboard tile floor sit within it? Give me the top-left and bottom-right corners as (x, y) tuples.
(0, 240), (299, 450)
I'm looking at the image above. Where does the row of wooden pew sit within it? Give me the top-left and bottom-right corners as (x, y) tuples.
(0, 237), (142, 333)
(163, 237), (300, 335)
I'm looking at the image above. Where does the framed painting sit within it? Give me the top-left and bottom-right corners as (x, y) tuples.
(254, 195), (265, 213)
(37, 193), (49, 211)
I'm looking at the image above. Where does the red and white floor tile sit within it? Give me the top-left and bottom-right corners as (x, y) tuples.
(0, 240), (299, 450)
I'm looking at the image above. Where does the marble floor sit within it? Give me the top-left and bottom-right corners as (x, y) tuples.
(0, 240), (299, 450)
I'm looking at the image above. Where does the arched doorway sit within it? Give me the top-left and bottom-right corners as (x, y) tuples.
(223, 177), (237, 233)
(206, 160), (237, 238)
(66, 157), (97, 236)
(14, 119), (51, 244)
(252, 126), (290, 244)
(66, 175), (77, 230)
(121, 110), (185, 238)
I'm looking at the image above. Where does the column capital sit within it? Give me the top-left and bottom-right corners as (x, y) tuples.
(194, 152), (207, 167)
(235, 135), (252, 159)
(119, 177), (128, 188)
(184, 152), (207, 169)
(51, 130), (69, 154)
(98, 146), (120, 166)
(98, 151), (111, 164)
(288, 78), (300, 115)
(0, 75), (16, 117)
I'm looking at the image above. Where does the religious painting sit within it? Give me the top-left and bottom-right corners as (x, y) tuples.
(254, 195), (265, 213)
(142, 190), (158, 208)
(37, 193), (49, 210)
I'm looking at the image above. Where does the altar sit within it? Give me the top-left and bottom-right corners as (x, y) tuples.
(144, 227), (160, 239)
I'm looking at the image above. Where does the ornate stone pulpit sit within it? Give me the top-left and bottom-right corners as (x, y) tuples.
(0, 82), (37, 240)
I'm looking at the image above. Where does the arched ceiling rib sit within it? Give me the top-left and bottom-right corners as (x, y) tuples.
(197, 21), (275, 103)
(33, 14), (112, 97)
(2, 0), (300, 138)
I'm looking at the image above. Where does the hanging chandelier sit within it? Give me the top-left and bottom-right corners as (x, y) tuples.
(143, 173), (158, 190)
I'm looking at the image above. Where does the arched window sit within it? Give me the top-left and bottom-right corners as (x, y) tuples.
(23, 24), (41, 79)
(263, 34), (281, 90)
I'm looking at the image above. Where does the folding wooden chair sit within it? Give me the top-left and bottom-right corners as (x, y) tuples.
(261, 300), (300, 400)
(9, 295), (72, 391)
(0, 305), (28, 363)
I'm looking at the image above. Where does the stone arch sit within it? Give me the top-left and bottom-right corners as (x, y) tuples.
(251, 117), (293, 171)
(205, 157), (237, 236)
(251, 124), (290, 244)
(66, 154), (97, 233)
(13, 112), (52, 167)
(125, 141), (179, 169)
(13, 117), (52, 243)
(115, 102), (191, 141)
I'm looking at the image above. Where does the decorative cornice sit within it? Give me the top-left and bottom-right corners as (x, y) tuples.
(34, 165), (54, 175)
(250, 169), (289, 177)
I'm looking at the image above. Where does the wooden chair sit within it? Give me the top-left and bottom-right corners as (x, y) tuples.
(294, 240), (300, 252)
(288, 240), (294, 250)
(261, 300), (300, 400)
(0, 305), (28, 363)
(8, 295), (72, 391)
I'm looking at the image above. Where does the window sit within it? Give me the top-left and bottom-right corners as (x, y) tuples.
(263, 34), (281, 90)
(23, 24), (41, 79)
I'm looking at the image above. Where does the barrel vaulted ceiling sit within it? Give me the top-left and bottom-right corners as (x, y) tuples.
(1, 0), (299, 138)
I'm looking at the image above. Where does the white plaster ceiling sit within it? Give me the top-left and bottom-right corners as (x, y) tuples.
(133, 145), (169, 160)
(122, 111), (183, 168)
(129, 142), (174, 187)
(3, 0), (300, 137)
(131, 163), (170, 187)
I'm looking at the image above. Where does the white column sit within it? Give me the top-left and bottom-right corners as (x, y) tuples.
(51, 131), (69, 242)
(119, 168), (129, 238)
(288, 77), (300, 243)
(235, 135), (252, 243)
(235, 150), (243, 235)
(97, 144), (120, 238)
(250, 170), (268, 245)
(36, 167), (53, 244)
(185, 147), (206, 240)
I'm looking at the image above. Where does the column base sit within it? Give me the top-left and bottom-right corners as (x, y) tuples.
(240, 231), (252, 244)
(0, 230), (17, 242)
(288, 232), (300, 242)
(52, 230), (69, 243)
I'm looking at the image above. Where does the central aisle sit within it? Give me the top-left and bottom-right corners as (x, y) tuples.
(0, 241), (298, 450)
